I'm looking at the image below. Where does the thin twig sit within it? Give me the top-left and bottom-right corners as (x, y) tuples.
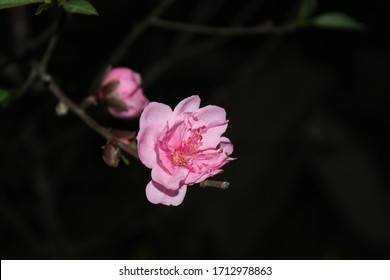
(17, 63), (38, 97)
(43, 74), (139, 159)
(143, 0), (267, 88)
(88, 0), (177, 95)
(39, 35), (58, 74)
(200, 180), (230, 189)
(150, 18), (297, 36)
(26, 23), (57, 50)
(37, 33), (139, 159)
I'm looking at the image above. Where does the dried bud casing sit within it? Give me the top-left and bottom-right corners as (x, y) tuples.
(102, 142), (121, 167)
(111, 130), (136, 147)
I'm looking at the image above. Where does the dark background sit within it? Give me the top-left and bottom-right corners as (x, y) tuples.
(1, 0), (390, 259)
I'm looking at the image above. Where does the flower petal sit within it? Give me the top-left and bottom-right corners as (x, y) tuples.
(184, 168), (223, 185)
(133, 72), (141, 85)
(196, 105), (227, 126)
(151, 164), (188, 190)
(108, 89), (149, 119)
(171, 95), (200, 123)
(103, 68), (140, 98)
(219, 136), (234, 155)
(137, 102), (172, 168)
(201, 122), (228, 149)
(139, 101), (172, 129)
(146, 180), (187, 206)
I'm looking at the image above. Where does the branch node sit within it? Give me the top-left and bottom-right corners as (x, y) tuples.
(200, 180), (230, 189)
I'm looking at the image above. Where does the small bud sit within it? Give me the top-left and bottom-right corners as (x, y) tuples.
(55, 101), (68, 116)
(100, 80), (120, 95)
(105, 92), (129, 112)
(98, 68), (149, 119)
(81, 95), (98, 109)
(111, 130), (136, 147)
(102, 142), (121, 167)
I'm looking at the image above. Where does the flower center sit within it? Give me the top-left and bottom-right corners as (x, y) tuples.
(171, 129), (202, 167)
(170, 129), (223, 171)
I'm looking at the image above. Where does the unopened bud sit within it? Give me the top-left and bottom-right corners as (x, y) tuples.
(55, 101), (68, 116)
(102, 142), (121, 167)
(111, 130), (136, 147)
(98, 68), (149, 119)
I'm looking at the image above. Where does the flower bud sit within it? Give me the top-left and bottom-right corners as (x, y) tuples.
(99, 68), (149, 119)
(111, 130), (136, 147)
(102, 141), (121, 167)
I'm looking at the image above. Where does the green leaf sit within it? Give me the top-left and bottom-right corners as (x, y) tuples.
(35, 1), (51, 15)
(311, 12), (366, 31)
(120, 155), (130, 166)
(130, 140), (137, 151)
(63, 0), (98, 15)
(298, 0), (317, 22)
(0, 0), (48, 9)
(0, 88), (11, 108)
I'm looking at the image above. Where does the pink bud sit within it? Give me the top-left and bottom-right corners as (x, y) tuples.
(99, 68), (149, 119)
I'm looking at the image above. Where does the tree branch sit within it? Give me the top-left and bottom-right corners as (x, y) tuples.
(200, 180), (230, 189)
(150, 18), (297, 36)
(88, 0), (178, 95)
(41, 72), (139, 160)
(36, 35), (139, 159)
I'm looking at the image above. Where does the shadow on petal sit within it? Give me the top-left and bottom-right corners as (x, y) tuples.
(146, 180), (187, 206)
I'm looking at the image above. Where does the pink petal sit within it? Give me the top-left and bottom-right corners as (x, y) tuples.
(184, 169), (223, 185)
(146, 180), (187, 206)
(159, 119), (187, 150)
(195, 150), (230, 171)
(151, 163), (188, 190)
(196, 105), (227, 126)
(137, 126), (159, 168)
(108, 89), (149, 119)
(200, 122), (228, 149)
(137, 102), (172, 168)
(171, 95), (200, 123)
(103, 68), (140, 98)
(133, 72), (141, 85)
(139, 101), (172, 129)
(219, 136), (234, 155)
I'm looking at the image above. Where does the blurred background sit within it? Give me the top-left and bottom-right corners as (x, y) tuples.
(1, 0), (390, 259)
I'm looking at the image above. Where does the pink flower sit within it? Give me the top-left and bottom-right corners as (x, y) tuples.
(99, 67), (149, 119)
(137, 95), (234, 206)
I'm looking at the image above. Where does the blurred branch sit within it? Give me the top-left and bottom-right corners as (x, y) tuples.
(88, 0), (178, 95)
(0, 194), (40, 250)
(143, 0), (267, 87)
(150, 18), (297, 36)
(32, 145), (69, 257)
(26, 23), (57, 51)
(17, 63), (38, 97)
(200, 180), (230, 189)
(10, 6), (30, 57)
(39, 35), (58, 74)
(172, 0), (227, 49)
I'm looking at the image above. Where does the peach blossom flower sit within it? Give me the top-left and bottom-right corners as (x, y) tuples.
(137, 95), (234, 206)
(99, 67), (149, 119)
